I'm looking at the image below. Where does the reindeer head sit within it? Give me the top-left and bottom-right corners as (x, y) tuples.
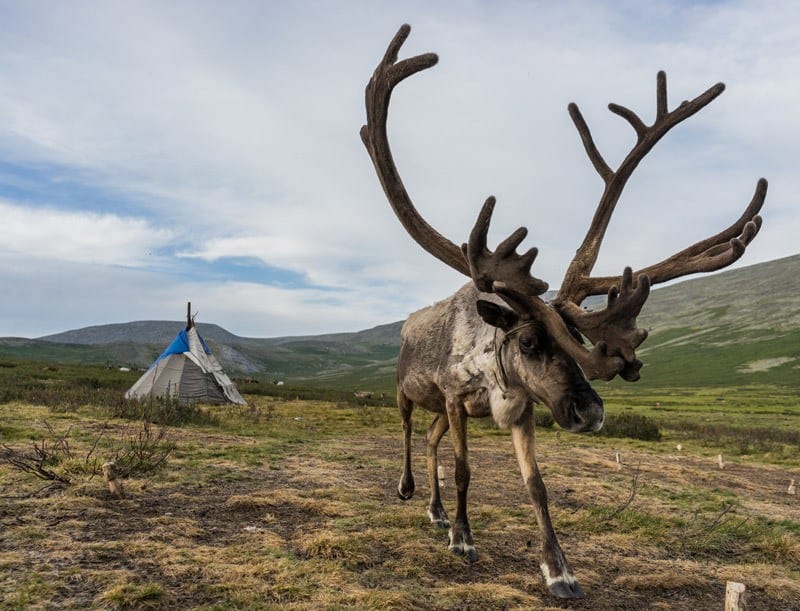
(361, 25), (766, 429)
(476, 286), (604, 432)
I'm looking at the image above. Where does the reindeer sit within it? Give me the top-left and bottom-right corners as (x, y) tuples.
(360, 25), (766, 599)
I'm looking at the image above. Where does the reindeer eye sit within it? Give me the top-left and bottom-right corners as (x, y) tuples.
(519, 335), (536, 353)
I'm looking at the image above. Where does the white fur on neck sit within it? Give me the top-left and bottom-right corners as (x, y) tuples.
(489, 385), (527, 428)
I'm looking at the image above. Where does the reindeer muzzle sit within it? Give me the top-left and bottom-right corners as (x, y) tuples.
(555, 388), (604, 433)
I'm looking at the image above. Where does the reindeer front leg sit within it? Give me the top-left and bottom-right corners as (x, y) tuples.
(511, 406), (585, 599)
(446, 399), (476, 562)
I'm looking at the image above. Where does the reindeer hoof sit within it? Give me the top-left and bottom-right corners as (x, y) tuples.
(449, 542), (477, 563)
(397, 482), (414, 500)
(547, 578), (585, 599)
(427, 506), (450, 529)
(431, 517), (451, 529)
(448, 528), (477, 563)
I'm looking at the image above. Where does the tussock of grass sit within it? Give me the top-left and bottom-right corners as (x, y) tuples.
(753, 531), (800, 564)
(222, 493), (273, 512)
(596, 412), (662, 441)
(96, 582), (169, 609)
(143, 515), (206, 541)
(298, 530), (374, 565)
(437, 582), (530, 607)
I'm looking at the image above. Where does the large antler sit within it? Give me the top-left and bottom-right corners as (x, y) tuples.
(362, 26), (767, 384)
(551, 71), (767, 380)
(360, 24), (549, 296)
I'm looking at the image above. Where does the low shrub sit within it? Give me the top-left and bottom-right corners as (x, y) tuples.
(597, 413), (661, 441)
(534, 407), (555, 429)
(237, 381), (395, 408)
(669, 420), (800, 453)
(101, 395), (217, 427)
(1, 418), (175, 485)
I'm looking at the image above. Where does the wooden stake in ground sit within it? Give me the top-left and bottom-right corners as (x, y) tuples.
(789, 479), (796, 495)
(717, 454), (725, 469)
(102, 462), (125, 499)
(725, 581), (746, 611)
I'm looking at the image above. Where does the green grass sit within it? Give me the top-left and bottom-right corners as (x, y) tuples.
(0, 338), (158, 368)
(1, 386), (799, 609)
(635, 327), (800, 388)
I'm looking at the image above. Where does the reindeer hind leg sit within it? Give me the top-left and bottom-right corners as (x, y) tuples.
(426, 414), (450, 528)
(397, 389), (415, 500)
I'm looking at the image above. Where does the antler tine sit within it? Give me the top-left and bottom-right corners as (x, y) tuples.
(559, 71), (727, 303)
(551, 71), (766, 382)
(461, 197), (549, 296)
(578, 178), (767, 299)
(360, 25), (469, 276)
(493, 282), (626, 381)
(362, 25), (549, 296)
(557, 267), (651, 381)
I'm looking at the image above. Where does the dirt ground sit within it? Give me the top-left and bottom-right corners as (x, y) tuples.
(1, 408), (799, 610)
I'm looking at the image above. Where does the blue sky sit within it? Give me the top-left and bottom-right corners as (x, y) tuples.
(0, 1), (797, 338)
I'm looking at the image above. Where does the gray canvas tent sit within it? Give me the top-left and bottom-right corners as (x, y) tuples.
(125, 304), (246, 405)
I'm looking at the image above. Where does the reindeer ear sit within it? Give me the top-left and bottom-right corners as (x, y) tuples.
(476, 300), (518, 331)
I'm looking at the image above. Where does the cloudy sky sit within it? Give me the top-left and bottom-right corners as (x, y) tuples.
(0, 1), (796, 338)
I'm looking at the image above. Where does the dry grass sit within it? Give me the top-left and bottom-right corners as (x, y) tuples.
(1, 397), (798, 610)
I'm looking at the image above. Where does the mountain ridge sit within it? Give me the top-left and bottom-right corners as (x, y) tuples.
(2, 253), (798, 391)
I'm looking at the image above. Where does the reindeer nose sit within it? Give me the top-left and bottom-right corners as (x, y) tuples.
(566, 387), (604, 433)
(574, 399), (604, 433)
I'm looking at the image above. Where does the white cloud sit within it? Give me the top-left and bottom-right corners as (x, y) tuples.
(0, 1), (797, 337)
(0, 255), (440, 339)
(0, 200), (173, 267)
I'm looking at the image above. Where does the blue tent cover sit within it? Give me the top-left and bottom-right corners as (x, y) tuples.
(155, 328), (211, 365)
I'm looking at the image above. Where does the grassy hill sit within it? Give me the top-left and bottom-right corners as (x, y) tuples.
(0, 320), (403, 393)
(625, 253), (800, 389)
(1, 254), (798, 392)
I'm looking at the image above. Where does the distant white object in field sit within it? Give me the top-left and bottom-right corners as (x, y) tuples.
(789, 479), (796, 495)
(615, 452), (622, 470)
(717, 454), (725, 469)
(119, 367), (130, 372)
(438, 465), (446, 489)
(676, 443), (682, 451)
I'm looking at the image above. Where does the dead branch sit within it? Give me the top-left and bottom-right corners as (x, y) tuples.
(601, 462), (642, 523)
(706, 502), (735, 531)
(113, 418), (175, 477)
(43, 420), (75, 460)
(0, 444), (71, 484)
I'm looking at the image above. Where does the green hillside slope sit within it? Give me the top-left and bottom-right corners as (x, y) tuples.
(1, 254), (797, 392)
(628, 253), (800, 389)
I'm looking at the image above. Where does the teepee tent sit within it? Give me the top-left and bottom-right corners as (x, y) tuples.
(125, 303), (246, 405)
